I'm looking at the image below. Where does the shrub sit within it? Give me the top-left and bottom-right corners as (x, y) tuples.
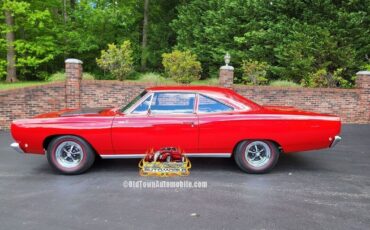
(0, 59), (6, 80)
(362, 63), (370, 71)
(83, 72), (96, 80)
(138, 72), (163, 82)
(162, 50), (201, 84)
(47, 72), (65, 81)
(269, 80), (301, 87)
(96, 41), (134, 81)
(241, 60), (269, 85)
(136, 72), (175, 84)
(190, 77), (219, 85)
(302, 68), (351, 88)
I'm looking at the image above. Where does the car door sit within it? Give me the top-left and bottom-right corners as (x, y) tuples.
(197, 94), (237, 154)
(112, 92), (199, 154)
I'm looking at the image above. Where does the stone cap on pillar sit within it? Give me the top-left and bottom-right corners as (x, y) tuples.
(356, 70), (370, 76)
(65, 58), (83, 64)
(220, 65), (234, 70)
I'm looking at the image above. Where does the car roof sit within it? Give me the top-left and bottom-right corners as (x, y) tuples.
(146, 85), (235, 94)
(146, 85), (262, 110)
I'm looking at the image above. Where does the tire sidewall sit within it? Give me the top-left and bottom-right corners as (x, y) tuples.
(47, 136), (94, 175)
(235, 140), (279, 174)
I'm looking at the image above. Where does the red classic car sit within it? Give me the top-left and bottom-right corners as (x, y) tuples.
(10, 86), (341, 174)
(144, 147), (185, 163)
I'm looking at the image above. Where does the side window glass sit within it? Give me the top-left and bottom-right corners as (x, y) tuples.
(198, 95), (233, 113)
(132, 95), (152, 114)
(151, 93), (195, 114)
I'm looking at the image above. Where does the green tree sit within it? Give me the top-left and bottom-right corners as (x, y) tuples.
(241, 60), (269, 85)
(0, 0), (59, 81)
(172, 0), (370, 86)
(162, 50), (202, 84)
(96, 41), (134, 81)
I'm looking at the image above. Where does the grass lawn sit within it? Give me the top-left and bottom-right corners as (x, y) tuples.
(126, 72), (219, 85)
(190, 78), (219, 85)
(0, 72), (96, 91)
(0, 81), (50, 91)
(0, 74), (233, 91)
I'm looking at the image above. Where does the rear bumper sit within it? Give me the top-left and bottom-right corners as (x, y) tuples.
(10, 142), (24, 153)
(330, 136), (342, 148)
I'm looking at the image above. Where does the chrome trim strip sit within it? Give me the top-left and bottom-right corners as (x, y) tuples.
(10, 142), (24, 154)
(99, 153), (232, 159)
(100, 154), (146, 159)
(330, 136), (342, 148)
(184, 153), (231, 158)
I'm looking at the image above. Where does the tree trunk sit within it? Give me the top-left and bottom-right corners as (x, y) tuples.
(70, 0), (75, 10)
(63, 0), (67, 23)
(140, 0), (149, 71)
(5, 10), (17, 82)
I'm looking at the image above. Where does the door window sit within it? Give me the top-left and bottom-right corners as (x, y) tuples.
(150, 93), (195, 114)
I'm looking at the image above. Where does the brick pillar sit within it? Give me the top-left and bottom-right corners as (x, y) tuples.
(219, 65), (234, 88)
(65, 58), (83, 109)
(356, 71), (370, 123)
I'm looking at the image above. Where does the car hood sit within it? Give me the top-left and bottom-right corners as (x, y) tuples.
(34, 107), (117, 118)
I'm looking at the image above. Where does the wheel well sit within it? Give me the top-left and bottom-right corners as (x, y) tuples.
(43, 135), (60, 150)
(42, 135), (100, 157)
(232, 139), (283, 156)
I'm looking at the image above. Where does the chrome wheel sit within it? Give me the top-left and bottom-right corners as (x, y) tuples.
(55, 141), (84, 168)
(244, 141), (271, 168)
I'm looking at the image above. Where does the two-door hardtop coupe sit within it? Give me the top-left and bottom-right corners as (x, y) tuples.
(10, 86), (341, 174)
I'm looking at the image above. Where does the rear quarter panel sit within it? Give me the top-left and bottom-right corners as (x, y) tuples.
(198, 113), (341, 154)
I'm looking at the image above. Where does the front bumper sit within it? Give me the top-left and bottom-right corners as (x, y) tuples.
(330, 136), (342, 148)
(10, 142), (24, 153)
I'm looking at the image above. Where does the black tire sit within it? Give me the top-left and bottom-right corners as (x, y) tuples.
(234, 140), (279, 174)
(46, 135), (95, 175)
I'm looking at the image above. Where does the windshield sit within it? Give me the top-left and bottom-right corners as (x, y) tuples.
(120, 90), (147, 113)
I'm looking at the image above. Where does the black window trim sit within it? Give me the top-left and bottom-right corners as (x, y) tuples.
(127, 91), (236, 116)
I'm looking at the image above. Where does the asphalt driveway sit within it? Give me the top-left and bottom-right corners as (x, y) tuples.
(0, 125), (369, 230)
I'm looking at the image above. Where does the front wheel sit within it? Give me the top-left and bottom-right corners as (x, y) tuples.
(234, 140), (279, 174)
(47, 136), (95, 175)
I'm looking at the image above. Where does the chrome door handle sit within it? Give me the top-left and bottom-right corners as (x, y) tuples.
(183, 122), (195, 127)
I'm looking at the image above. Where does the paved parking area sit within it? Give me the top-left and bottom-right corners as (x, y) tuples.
(0, 125), (369, 230)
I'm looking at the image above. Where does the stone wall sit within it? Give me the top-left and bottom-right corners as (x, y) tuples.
(0, 82), (65, 130)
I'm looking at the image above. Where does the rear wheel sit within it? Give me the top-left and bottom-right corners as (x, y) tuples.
(47, 136), (95, 175)
(234, 140), (279, 174)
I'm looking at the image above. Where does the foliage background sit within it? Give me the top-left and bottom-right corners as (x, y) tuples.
(0, 0), (369, 87)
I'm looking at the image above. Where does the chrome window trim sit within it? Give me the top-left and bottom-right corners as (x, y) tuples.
(125, 92), (153, 115)
(124, 90), (244, 116)
(148, 92), (197, 115)
(130, 93), (154, 115)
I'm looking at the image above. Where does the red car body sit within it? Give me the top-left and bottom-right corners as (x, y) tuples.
(11, 86), (341, 159)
